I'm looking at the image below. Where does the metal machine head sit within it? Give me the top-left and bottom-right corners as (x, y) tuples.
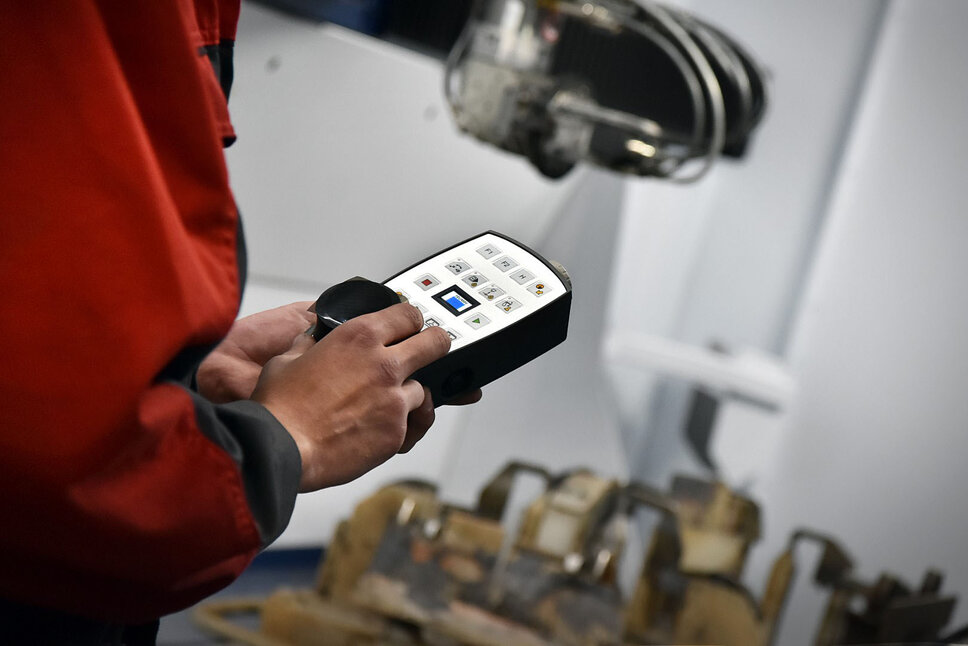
(446, 0), (768, 181)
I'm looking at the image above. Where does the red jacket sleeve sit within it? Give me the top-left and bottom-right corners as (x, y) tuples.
(0, 1), (300, 622)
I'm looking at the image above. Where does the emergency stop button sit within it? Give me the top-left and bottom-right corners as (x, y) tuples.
(415, 273), (440, 290)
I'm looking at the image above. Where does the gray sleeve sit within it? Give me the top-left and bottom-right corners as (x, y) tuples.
(183, 391), (302, 547)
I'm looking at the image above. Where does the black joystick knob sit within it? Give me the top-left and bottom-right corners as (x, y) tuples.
(311, 278), (404, 341)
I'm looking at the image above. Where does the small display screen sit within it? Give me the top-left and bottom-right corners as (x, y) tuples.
(433, 285), (479, 316)
(444, 292), (471, 312)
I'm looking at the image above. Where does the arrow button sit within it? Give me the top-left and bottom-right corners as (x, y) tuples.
(464, 313), (491, 330)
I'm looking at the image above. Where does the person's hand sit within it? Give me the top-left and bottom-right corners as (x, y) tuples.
(196, 301), (316, 403)
(251, 303), (479, 492)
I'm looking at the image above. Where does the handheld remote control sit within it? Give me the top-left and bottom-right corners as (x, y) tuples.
(312, 231), (572, 404)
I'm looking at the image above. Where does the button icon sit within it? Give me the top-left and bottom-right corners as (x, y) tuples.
(424, 316), (442, 328)
(462, 272), (487, 288)
(527, 281), (551, 297)
(415, 274), (439, 290)
(443, 328), (460, 341)
(511, 269), (535, 285)
(478, 285), (505, 301)
(465, 313), (491, 330)
(496, 297), (522, 314)
(493, 256), (518, 272)
(476, 243), (501, 259)
(445, 259), (471, 275)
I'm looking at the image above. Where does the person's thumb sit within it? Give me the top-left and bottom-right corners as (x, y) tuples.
(287, 327), (317, 355)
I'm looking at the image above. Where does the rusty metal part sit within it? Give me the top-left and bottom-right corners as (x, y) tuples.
(624, 476), (766, 646)
(315, 481), (442, 602)
(782, 530), (959, 646)
(193, 464), (961, 646)
(516, 470), (619, 562)
(476, 461), (554, 522)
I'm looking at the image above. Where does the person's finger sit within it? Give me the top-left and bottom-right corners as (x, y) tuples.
(291, 301), (317, 325)
(346, 303), (424, 346)
(390, 326), (451, 376)
(400, 386), (434, 453)
(400, 378), (427, 411)
(444, 388), (483, 406)
(287, 327), (317, 355)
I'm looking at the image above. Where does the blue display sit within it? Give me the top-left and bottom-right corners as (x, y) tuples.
(445, 294), (470, 312)
(433, 285), (479, 316)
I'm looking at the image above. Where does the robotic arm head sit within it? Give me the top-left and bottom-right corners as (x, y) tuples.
(445, 0), (768, 181)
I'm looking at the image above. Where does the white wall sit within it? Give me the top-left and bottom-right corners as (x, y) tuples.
(746, 1), (968, 641)
(227, 3), (575, 290)
(604, 1), (968, 641)
(604, 0), (886, 476)
(610, 0), (885, 353)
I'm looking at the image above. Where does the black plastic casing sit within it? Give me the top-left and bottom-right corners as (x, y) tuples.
(311, 278), (403, 341)
(384, 231), (572, 405)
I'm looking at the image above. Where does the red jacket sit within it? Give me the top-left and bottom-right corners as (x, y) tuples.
(0, 1), (300, 622)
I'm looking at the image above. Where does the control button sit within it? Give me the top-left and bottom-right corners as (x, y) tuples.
(395, 289), (410, 301)
(443, 328), (460, 341)
(465, 313), (491, 330)
(478, 285), (505, 301)
(495, 297), (522, 314)
(510, 269), (535, 285)
(527, 281), (552, 297)
(493, 256), (518, 272)
(415, 274), (439, 291)
(413, 302), (428, 313)
(476, 243), (501, 259)
(424, 316), (442, 328)
(445, 259), (472, 275)
(462, 272), (488, 288)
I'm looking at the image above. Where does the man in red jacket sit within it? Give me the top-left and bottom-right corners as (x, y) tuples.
(0, 2), (478, 643)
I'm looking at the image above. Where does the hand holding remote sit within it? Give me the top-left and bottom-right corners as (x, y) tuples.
(252, 303), (451, 491)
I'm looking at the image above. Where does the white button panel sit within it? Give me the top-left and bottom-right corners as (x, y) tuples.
(462, 272), (488, 289)
(476, 243), (501, 259)
(493, 256), (518, 272)
(527, 281), (551, 297)
(510, 269), (535, 285)
(478, 285), (505, 302)
(445, 259), (472, 275)
(495, 296), (523, 314)
(415, 273), (439, 290)
(384, 233), (567, 352)
(465, 313), (491, 329)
